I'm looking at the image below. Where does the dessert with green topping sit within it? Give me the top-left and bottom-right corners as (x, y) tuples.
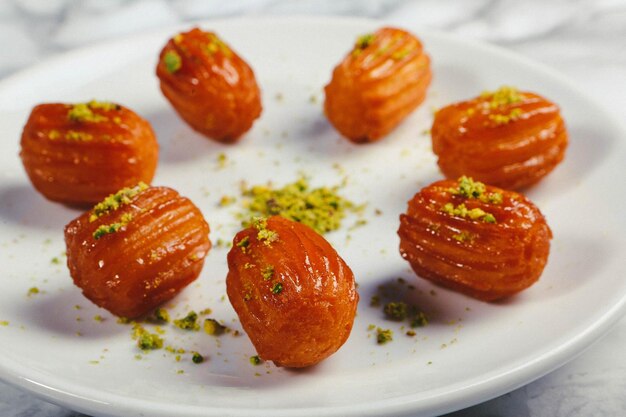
(431, 86), (568, 190)
(20, 101), (158, 205)
(399, 178), (552, 301)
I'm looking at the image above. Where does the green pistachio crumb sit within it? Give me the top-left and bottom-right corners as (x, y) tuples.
(441, 203), (496, 223)
(27, 287), (39, 296)
(406, 330), (416, 337)
(173, 311), (200, 331)
(90, 183), (148, 221)
(163, 50), (182, 73)
(65, 130), (93, 141)
(152, 308), (170, 323)
(132, 324), (163, 351)
(236, 236), (250, 253)
(411, 312), (429, 328)
(481, 86), (523, 108)
(376, 328), (393, 344)
(383, 301), (408, 321)
(252, 217), (279, 244)
(271, 282), (283, 295)
(261, 265), (274, 281)
(249, 355), (262, 365)
(93, 212), (134, 240)
(203, 318), (226, 336)
(192, 352), (204, 364)
(67, 103), (109, 123)
(355, 33), (375, 50)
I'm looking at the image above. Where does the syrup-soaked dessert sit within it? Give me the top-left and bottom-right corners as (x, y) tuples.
(431, 86), (568, 190)
(226, 216), (358, 368)
(324, 27), (431, 143)
(156, 27), (262, 143)
(398, 177), (551, 301)
(64, 184), (211, 318)
(20, 101), (158, 206)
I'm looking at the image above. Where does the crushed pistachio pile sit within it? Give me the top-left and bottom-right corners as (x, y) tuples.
(238, 177), (362, 235)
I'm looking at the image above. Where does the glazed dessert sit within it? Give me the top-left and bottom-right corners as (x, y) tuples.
(64, 184), (211, 318)
(20, 101), (158, 206)
(156, 27), (262, 143)
(324, 27), (431, 143)
(431, 86), (568, 190)
(398, 177), (552, 301)
(226, 216), (358, 367)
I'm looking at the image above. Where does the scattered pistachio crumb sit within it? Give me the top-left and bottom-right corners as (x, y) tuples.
(376, 328), (393, 345)
(383, 301), (408, 321)
(152, 308), (170, 323)
(203, 318), (226, 336)
(173, 311), (200, 331)
(249, 355), (262, 365)
(132, 324), (163, 351)
(406, 330), (416, 337)
(27, 287), (39, 296)
(0, 321), (8, 326)
(51, 257), (60, 265)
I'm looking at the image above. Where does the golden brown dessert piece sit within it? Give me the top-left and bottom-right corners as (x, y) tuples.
(431, 86), (568, 190)
(156, 27), (262, 143)
(64, 184), (211, 318)
(20, 101), (158, 206)
(324, 27), (432, 143)
(398, 177), (551, 301)
(226, 216), (358, 368)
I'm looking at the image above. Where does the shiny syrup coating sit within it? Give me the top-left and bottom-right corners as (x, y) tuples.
(398, 179), (552, 301)
(64, 186), (211, 318)
(324, 27), (432, 143)
(156, 27), (262, 143)
(226, 216), (358, 368)
(431, 90), (568, 190)
(20, 102), (158, 206)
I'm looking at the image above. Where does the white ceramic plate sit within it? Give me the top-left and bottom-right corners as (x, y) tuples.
(0, 17), (625, 417)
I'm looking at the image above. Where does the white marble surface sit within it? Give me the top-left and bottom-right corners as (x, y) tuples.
(1, 0), (625, 416)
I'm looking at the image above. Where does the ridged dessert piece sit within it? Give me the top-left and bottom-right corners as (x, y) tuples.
(226, 216), (358, 368)
(398, 177), (552, 301)
(156, 27), (262, 143)
(431, 86), (568, 190)
(20, 101), (158, 206)
(324, 27), (432, 143)
(64, 184), (211, 318)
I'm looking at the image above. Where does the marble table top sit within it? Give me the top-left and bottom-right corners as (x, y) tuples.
(1, 1), (625, 416)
